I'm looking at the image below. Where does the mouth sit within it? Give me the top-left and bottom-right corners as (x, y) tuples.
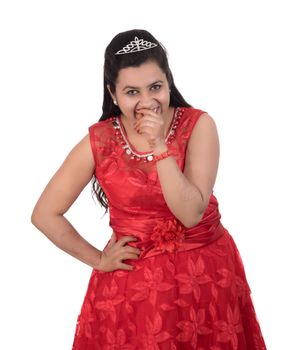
(135, 106), (160, 117)
(152, 106), (160, 113)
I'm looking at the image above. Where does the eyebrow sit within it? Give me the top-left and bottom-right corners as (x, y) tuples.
(122, 80), (164, 91)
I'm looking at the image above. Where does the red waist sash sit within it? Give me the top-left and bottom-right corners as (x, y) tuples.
(110, 201), (225, 260)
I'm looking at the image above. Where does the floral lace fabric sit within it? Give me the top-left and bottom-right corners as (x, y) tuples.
(71, 107), (267, 349)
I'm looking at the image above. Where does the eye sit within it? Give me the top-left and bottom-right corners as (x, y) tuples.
(151, 84), (162, 91)
(126, 90), (138, 96)
(126, 84), (162, 96)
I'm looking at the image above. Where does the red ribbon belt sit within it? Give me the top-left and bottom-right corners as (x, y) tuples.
(109, 200), (225, 260)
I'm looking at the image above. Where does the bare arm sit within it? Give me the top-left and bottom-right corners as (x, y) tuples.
(31, 133), (102, 268)
(153, 113), (220, 227)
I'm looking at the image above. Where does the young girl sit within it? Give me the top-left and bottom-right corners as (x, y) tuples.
(31, 29), (267, 349)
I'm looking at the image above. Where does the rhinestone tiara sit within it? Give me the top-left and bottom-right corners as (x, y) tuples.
(114, 36), (158, 55)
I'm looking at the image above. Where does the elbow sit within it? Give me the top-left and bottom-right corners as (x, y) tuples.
(31, 207), (37, 225)
(183, 211), (204, 229)
(30, 207), (49, 227)
(183, 219), (198, 229)
(31, 206), (63, 228)
(31, 209), (42, 227)
(181, 192), (208, 228)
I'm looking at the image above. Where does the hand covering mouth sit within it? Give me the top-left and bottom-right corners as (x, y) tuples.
(135, 106), (160, 117)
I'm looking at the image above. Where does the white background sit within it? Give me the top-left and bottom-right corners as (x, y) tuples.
(1, 0), (284, 348)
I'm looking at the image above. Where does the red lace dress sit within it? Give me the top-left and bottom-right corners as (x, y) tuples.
(71, 107), (267, 349)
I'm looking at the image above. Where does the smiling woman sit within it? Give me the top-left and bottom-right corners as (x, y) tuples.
(106, 60), (176, 154)
(31, 29), (267, 349)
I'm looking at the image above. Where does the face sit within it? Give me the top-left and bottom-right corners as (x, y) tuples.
(108, 60), (171, 123)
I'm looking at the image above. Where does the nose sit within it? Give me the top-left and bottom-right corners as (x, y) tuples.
(136, 91), (157, 110)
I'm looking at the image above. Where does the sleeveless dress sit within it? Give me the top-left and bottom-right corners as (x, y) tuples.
(71, 107), (267, 349)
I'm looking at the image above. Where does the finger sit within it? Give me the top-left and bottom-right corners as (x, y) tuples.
(135, 115), (160, 124)
(134, 118), (161, 132)
(136, 120), (158, 128)
(122, 252), (140, 260)
(136, 108), (160, 117)
(135, 107), (155, 114)
(103, 240), (113, 252)
(118, 262), (134, 271)
(135, 122), (158, 132)
(107, 231), (117, 247)
(135, 112), (144, 120)
(135, 125), (155, 136)
(125, 246), (141, 255)
(118, 236), (137, 247)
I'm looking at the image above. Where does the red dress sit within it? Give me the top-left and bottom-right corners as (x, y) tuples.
(71, 107), (267, 349)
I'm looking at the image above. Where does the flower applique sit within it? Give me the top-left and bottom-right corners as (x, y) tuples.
(176, 307), (212, 346)
(105, 328), (135, 350)
(98, 137), (125, 177)
(130, 266), (174, 305)
(175, 256), (212, 302)
(141, 312), (171, 349)
(94, 279), (125, 323)
(150, 217), (186, 253)
(215, 303), (243, 349)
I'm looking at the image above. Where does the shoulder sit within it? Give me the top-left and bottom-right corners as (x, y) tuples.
(182, 107), (218, 134)
(182, 106), (211, 120)
(88, 117), (112, 132)
(177, 107), (218, 143)
(88, 117), (115, 144)
(194, 111), (217, 133)
(187, 110), (219, 151)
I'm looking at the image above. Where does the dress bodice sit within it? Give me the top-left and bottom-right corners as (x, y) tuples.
(88, 107), (225, 258)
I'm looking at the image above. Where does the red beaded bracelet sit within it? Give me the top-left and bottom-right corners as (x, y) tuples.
(153, 149), (172, 162)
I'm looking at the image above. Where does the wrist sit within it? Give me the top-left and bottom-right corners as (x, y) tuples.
(92, 250), (103, 269)
(153, 143), (168, 156)
(153, 149), (172, 163)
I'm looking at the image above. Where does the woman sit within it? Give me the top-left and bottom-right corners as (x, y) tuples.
(31, 29), (267, 349)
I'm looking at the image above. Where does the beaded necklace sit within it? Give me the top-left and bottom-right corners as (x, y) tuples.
(111, 107), (184, 162)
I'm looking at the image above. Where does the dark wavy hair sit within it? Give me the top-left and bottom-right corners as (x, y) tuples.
(91, 29), (193, 214)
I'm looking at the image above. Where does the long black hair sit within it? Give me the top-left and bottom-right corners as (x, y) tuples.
(92, 29), (193, 214)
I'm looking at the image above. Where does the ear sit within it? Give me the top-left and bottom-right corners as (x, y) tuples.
(107, 84), (116, 101)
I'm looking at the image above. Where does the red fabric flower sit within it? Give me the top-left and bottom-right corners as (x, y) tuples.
(150, 218), (186, 253)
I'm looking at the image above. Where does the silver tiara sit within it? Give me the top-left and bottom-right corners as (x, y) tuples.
(114, 36), (158, 55)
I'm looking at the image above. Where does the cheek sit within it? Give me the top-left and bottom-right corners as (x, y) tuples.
(118, 97), (137, 109)
(158, 90), (170, 105)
